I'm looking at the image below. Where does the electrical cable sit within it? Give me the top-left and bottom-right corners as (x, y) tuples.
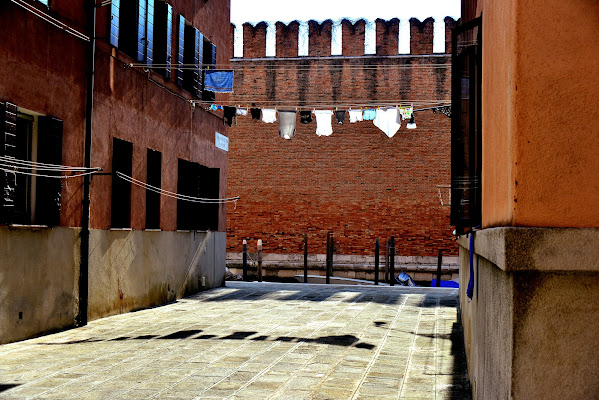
(9, 0), (90, 42)
(116, 172), (240, 204)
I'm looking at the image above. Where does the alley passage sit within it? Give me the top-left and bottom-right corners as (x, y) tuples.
(0, 282), (470, 400)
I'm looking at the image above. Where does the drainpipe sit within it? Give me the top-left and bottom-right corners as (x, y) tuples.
(77, 0), (96, 327)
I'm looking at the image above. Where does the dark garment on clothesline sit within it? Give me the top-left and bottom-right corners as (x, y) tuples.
(250, 108), (261, 120)
(335, 110), (346, 124)
(300, 110), (312, 124)
(223, 106), (236, 127)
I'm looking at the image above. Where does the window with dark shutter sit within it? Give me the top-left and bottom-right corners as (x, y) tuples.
(182, 23), (200, 93)
(111, 138), (133, 228)
(176, 159), (219, 231)
(176, 15), (185, 87)
(35, 117), (63, 226)
(0, 102), (18, 224)
(202, 38), (216, 102)
(153, 1), (173, 78)
(451, 17), (482, 235)
(177, 159), (193, 230)
(145, 148), (161, 229)
(196, 165), (219, 231)
(109, 0), (120, 48)
(146, 0), (154, 65)
(194, 28), (203, 97)
(136, 0), (148, 62)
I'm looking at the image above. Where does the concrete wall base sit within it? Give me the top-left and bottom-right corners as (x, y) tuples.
(458, 227), (599, 399)
(0, 227), (226, 344)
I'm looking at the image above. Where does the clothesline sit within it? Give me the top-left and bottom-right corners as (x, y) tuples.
(128, 63), (451, 71)
(0, 156), (102, 179)
(195, 100), (450, 111)
(116, 172), (240, 205)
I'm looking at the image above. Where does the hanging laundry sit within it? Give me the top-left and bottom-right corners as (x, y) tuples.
(348, 109), (363, 123)
(278, 110), (297, 139)
(262, 108), (277, 123)
(313, 110), (333, 136)
(250, 108), (261, 120)
(399, 106), (413, 121)
(363, 108), (376, 121)
(300, 110), (313, 124)
(236, 107), (248, 116)
(209, 104), (223, 111)
(223, 106), (237, 127)
(204, 70), (234, 93)
(373, 107), (401, 138)
(335, 110), (346, 124)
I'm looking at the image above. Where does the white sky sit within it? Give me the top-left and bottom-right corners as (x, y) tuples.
(230, 0), (461, 56)
(230, 0), (460, 25)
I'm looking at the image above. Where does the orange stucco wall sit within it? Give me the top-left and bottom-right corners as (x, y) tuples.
(480, 0), (599, 228)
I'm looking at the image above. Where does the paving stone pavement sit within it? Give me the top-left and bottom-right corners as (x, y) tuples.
(0, 282), (471, 400)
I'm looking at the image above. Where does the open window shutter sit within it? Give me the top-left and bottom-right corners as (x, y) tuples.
(165, 3), (173, 79)
(36, 117), (63, 226)
(0, 102), (18, 223)
(136, 0), (148, 62)
(194, 29), (203, 97)
(211, 42), (216, 67)
(109, 0), (120, 47)
(176, 15), (185, 87)
(146, 0), (154, 66)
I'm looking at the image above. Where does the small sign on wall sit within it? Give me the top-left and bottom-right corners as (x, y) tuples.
(215, 132), (229, 152)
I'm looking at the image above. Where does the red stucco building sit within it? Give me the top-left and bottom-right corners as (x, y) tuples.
(0, 0), (232, 344)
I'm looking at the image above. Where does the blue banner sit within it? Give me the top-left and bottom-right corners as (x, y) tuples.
(204, 70), (234, 93)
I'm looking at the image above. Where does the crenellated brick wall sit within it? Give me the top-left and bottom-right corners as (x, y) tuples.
(226, 17), (458, 258)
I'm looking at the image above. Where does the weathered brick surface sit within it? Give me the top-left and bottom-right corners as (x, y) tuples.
(276, 21), (300, 58)
(243, 22), (267, 58)
(308, 20), (333, 57)
(376, 18), (400, 56)
(342, 19), (366, 56)
(445, 17), (458, 54)
(227, 18), (455, 257)
(410, 17), (434, 55)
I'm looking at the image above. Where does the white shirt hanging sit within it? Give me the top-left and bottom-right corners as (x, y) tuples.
(262, 108), (277, 123)
(349, 109), (363, 123)
(373, 107), (401, 138)
(313, 110), (334, 136)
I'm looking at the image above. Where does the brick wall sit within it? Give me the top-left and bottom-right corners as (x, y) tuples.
(227, 18), (456, 257)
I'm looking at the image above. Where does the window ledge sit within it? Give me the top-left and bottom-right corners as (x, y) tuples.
(176, 230), (191, 233)
(8, 224), (50, 231)
(110, 228), (132, 231)
(144, 229), (162, 232)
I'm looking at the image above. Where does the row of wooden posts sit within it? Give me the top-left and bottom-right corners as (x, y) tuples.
(241, 233), (447, 287)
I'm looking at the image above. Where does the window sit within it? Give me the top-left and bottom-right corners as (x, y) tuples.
(109, 0), (156, 63)
(0, 102), (63, 226)
(145, 148), (161, 229)
(111, 138), (133, 228)
(152, 0), (173, 78)
(451, 17), (482, 235)
(177, 159), (220, 231)
(202, 37), (216, 102)
(177, 16), (203, 95)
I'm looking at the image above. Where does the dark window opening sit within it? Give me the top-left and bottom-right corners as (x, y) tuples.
(0, 104), (62, 226)
(202, 37), (216, 102)
(451, 17), (482, 235)
(182, 23), (202, 95)
(111, 138), (133, 228)
(145, 148), (161, 229)
(177, 159), (219, 231)
(153, 0), (173, 78)
(118, 0), (139, 59)
(115, 0), (148, 62)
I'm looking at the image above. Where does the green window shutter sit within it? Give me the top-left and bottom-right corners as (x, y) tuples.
(109, 0), (120, 47)
(146, 0), (154, 65)
(36, 116), (63, 226)
(194, 29), (203, 96)
(0, 102), (18, 223)
(165, 3), (173, 78)
(136, 0), (147, 62)
(176, 15), (185, 86)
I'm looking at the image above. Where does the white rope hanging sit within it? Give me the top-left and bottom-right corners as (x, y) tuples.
(116, 172), (240, 205)
(0, 156), (102, 179)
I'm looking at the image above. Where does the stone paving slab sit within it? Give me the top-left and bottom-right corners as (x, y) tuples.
(0, 282), (470, 399)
